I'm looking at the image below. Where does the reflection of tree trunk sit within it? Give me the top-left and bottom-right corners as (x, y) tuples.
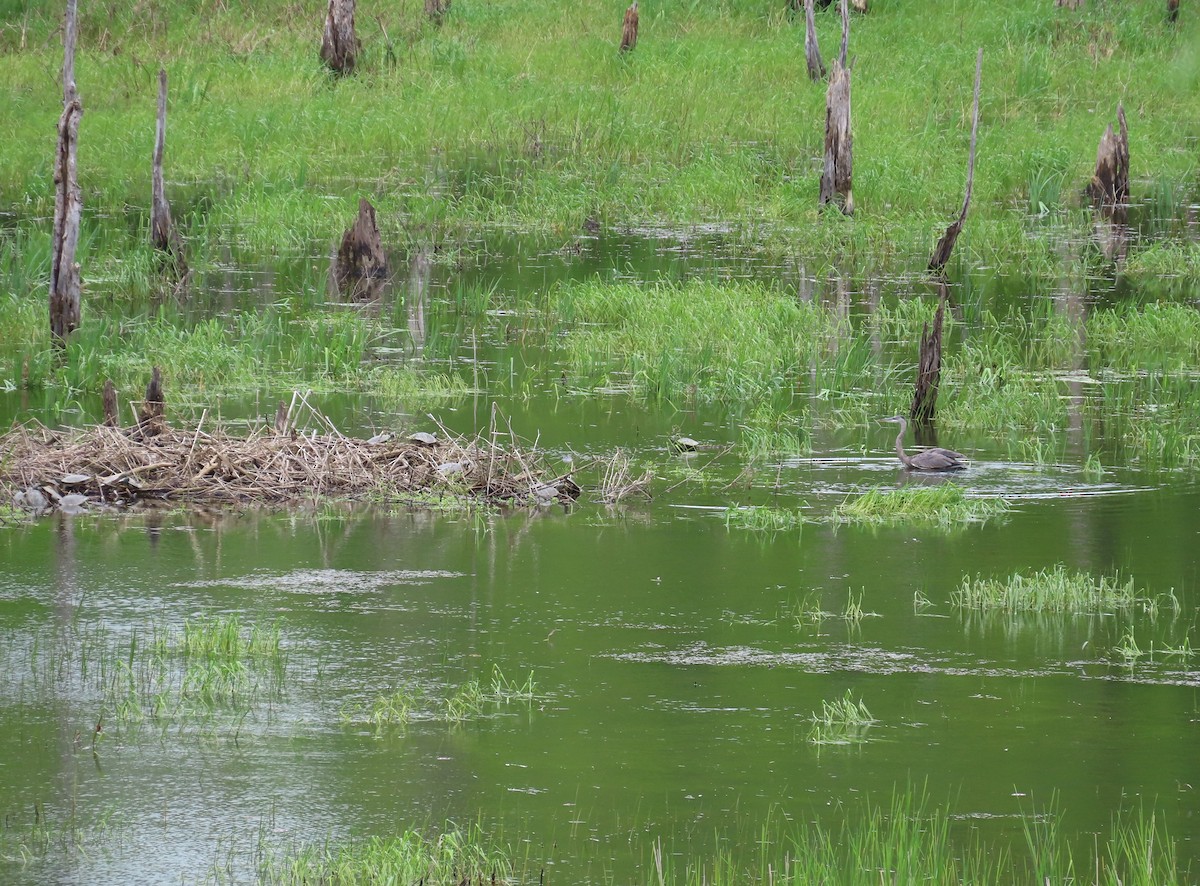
(910, 286), (945, 424)
(407, 249), (432, 353)
(1054, 244), (1088, 451)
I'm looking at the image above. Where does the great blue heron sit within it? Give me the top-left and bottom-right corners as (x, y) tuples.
(880, 415), (966, 471)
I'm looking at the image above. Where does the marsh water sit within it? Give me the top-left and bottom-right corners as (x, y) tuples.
(3, 223), (1200, 883)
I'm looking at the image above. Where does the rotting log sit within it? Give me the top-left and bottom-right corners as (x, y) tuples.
(803, 0), (826, 81)
(929, 48), (983, 273)
(335, 199), (388, 300)
(1087, 104), (1129, 220)
(151, 68), (186, 274)
(818, 1), (852, 215)
(910, 287), (946, 424)
(138, 366), (166, 439)
(425, 0), (450, 25)
(620, 1), (638, 54)
(103, 380), (119, 428)
(320, 0), (358, 75)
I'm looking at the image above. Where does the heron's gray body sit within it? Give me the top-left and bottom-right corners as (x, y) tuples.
(880, 415), (966, 472)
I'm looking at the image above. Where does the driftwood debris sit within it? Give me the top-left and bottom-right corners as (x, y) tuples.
(50, 0), (82, 344)
(151, 68), (185, 274)
(0, 411), (583, 508)
(137, 366), (166, 439)
(910, 288), (946, 424)
(818, 0), (852, 215)
(335, 199), (388, 300)
(620, 1), (639, 54)
(320, 0), (358, 75)
(103, 380), (119, 428)
(803, 0), (826, 81)
(929, 48), (983, 273)
(1087, 104), (1129, 220)
(425, 0), (451, 24)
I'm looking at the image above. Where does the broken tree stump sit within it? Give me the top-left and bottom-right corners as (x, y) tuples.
(320, 0), (358, 75)
(103, 379), (119, 428)
(910, 288), (946, 424)
(803, 0), (826, 81)
(620, 1), (639, 54)
(50, 2), (82, 345)
(137, 366), (166, 438)
(425, 0), (451, 24)
(1087, 104), (1129, 220)
(151, 68), (186, 275)
(818, 0), (852, 215)
(1168, 0), (1179, 22)
(929, 48), (983, 273)
(335, 199), (388, 300)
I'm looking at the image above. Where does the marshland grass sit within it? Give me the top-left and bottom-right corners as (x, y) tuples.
(342, 666), (539, 730)
(834, 484), (1010, 527)
(953, 566), (1153, 613)
(808, 690), (876, 746)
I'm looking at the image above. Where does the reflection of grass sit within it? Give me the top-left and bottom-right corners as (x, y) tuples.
(952, 566), (1146, 613)
(833, 485), (1008, 528)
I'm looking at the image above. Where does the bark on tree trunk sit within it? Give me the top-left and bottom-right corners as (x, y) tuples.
(1087, 104), (1129, 219)
(102, 379), (119, 428)
(137, 366), (165, 438)
(803, 0), (826, 81)
(50, 0), (82, 344)
(335, 198), (388, 300)
(819, 0), (852, 214)
(321, 0), (358, 75)
(620, 1), (639, 53)
(425, 0), (451, 25)
(151, 68), (186, 274)
(929, 48), (983, 273)
(910, 287), (946, 424)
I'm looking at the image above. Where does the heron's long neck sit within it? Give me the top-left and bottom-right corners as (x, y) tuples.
(894, 422), (912, 467)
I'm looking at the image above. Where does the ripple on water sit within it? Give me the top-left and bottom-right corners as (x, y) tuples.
(175, 568), (466, 594)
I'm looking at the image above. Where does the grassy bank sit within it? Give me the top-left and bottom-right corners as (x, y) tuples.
(0, 0), (1196, 277)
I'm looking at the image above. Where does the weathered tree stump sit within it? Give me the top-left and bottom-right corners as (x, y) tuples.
(151, 68), (186, 275)
(803, 0), (826, 81)
(910, 288), (946, 424)
(102, 379), (119, 428)
(818, 0), (852, 215)
(929, 48), (983, 273)
(425, 0), (451, 25)
(320, 0), (358, 75)
(137, 366), (166, 438)
(1168, 0), (1179, 22)
(50, 98), (83, 344)
(1087, 104), (1129, 219)
(335, 199), (388, 300)
(620, 1), (639, 54)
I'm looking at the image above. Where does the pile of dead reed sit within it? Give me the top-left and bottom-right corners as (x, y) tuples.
(0, 416), (580, 510)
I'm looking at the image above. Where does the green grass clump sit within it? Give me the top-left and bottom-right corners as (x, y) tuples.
(952, 566), (1142, 613)
(725, 506), (808, 533)
(808, 690), (876, 746)
(261, 824), (514, 885)
(834, 484), (1009, 527)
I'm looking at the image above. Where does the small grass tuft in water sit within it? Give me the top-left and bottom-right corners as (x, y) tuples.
(952, 566), (1146, 613)
(834, 485), (1009, 527)
(808, 690), (876, 746)
(725, 505), (808, 533)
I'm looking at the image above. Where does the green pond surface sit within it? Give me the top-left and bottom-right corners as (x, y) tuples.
(2, 230), (1200, 883)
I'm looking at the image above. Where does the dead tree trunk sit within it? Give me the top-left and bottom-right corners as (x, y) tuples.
(50, 0), (82, 344)
(335, 199), (388, 300)
(137, 366), (165, 438)
(1168, 0), (1179, 23)
(102, 379), (119, 428)
(151, 68), (185, 274)
(803, 0), (826, 81)
(425, 0), (451, 24)
(1087, 104), (1129, 219)
(320, 0), (358, 75)
(620, 1), (639, 53)
(929, 48), (983, 273)
(910, 287), (946, 424)
(818, 0), (852, 214)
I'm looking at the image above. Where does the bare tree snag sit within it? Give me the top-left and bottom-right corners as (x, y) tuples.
(910, 287), (946, 424)
(819, 0), (852, 214)
(425, 0), (451, 24)
(63, 0), (78, 106)
(137, 366), (165, 438)
(151, 68), (185, 274)
(50, 0), (82, 344)
(1087, 104), (1129, 219)
(929, 48), (983, 273)
(620, 1), (639, 54)
(102, 379), (119, 428)
(320, 0), (358, 75)
(803, 0), (826, 81)
(335, 199), (388, 300)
